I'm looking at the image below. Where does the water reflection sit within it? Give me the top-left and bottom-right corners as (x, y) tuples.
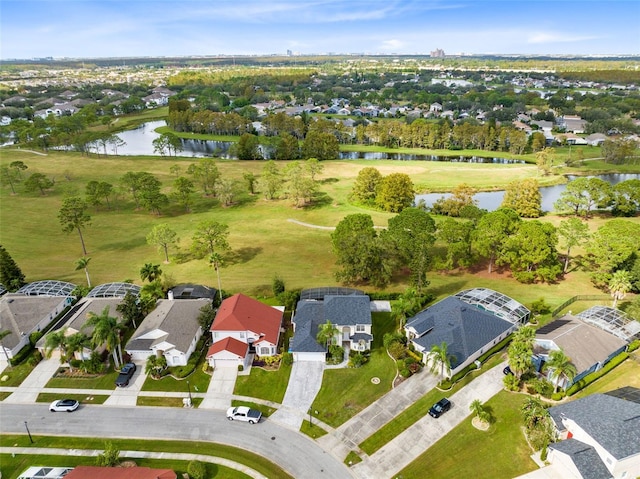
(415, 174), (640, 212)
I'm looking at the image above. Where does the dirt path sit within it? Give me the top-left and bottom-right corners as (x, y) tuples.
(2, 148), (47, 156)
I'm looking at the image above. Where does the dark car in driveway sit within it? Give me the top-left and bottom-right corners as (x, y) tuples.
(429, 398), (451, 418)
(115, 362), (136, 387)
(503, 365), (513, 375)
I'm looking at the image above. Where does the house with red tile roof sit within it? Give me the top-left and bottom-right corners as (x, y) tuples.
(207, 293), (283, 368)
(63, 466), (176, 479)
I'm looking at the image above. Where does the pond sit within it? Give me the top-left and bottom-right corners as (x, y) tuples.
(108, 121), (522, 163)
(415, 173), (640, 213)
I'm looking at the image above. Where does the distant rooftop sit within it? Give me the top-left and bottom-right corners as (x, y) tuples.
(577, 305), (640, 341)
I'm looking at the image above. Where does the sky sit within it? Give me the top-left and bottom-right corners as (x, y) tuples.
(1, 0), (639, 59)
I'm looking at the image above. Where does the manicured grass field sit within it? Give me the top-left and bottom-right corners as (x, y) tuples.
(0, 147), (592, 296)
(140, 365), (212, 393)
(44, 369), (118, 390)
(37, 392), (109, 405)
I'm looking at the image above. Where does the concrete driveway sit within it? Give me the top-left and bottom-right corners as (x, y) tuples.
(270, 361), (325, 430)
(3, 357), (60, 403)
(199, 366), (238, 410)
(103, 362), (146, 407)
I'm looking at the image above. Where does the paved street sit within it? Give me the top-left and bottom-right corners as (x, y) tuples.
(1, 403), (354, 479)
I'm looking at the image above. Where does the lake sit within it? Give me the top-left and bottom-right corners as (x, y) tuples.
(415, 174), (640, 212)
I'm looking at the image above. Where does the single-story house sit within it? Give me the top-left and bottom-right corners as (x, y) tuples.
(0, 293), (73, 360)
(546, 390), (640, 479)
(534, 314), (627, 390)
(290, 294), (373, 362)
(125, 298), (207, 367)
(586, 133), (607, 146)
(405, 288), (530, 377)
(207, 293), (283, 368)
(35, 297), (124, 360)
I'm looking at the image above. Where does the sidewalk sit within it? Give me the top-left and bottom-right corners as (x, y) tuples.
(1, 447), (268, 479)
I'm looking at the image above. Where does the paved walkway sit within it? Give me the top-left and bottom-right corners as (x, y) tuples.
(270, 361), (325, 430)
(351, 362), (506, 479)
(1, 447), (268, 479)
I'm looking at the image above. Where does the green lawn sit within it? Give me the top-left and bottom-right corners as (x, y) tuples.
(0, 435), (293, 479)
(311, 312), (397, 427)
(396, 391), (538, 479)
(37, 392), (109, 405)
(44, 368), (118, 390)
(140, 365), (212, 393)
(0, 359), (39, 387)
(234, 362), (292, 403)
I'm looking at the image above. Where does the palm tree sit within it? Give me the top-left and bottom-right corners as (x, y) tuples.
(75, 256), (92, 288)
(44, 329), (71, 369)
(208, 252), (224, 303)
(65, 332), (90, 368)
(140, 263), (162, 283)
(145, 354), (167, 379)
(521, 396), (548, 430)
(85, 306), (123, 369)
(470, 399), (490, 424)
(508, 326), (536, 379)
(545, 349), (578, 393)
(0, 329), (12, 361)
(316, 320), (339, 350)
(609, 270), (632, 308)
(428, 341), (455, 379)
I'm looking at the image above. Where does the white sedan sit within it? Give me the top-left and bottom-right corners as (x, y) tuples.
(49, 399), (80, 412)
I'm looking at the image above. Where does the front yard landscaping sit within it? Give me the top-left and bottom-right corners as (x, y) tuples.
(311, 312), (396, 427)
(397, 391), (537, 479)
(234, 360), (292, 403)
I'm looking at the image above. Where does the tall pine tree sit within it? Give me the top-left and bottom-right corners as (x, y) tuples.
(0, 245), (26, 292)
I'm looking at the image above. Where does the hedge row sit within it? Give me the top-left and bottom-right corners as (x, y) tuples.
(566, 352), (629, 396)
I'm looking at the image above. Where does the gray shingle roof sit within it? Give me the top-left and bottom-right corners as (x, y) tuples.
(550, 439), (612, 479)
(406, 296), (513, 369)
(126, 299), (206, 354)
(290, 295), (371, 353)
(549, 393), (640, 460)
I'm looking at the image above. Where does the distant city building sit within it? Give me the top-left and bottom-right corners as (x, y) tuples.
(430, 48), (445, 58)
(287, 49), (293, 56)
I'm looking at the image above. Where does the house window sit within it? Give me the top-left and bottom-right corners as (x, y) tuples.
(240, 332), (245, 339)
(260, 347), (270, 355)
(213, 332), (219, 339)
(356, 324), (365, 332)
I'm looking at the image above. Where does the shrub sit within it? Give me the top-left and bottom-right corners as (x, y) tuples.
(328, 345), (344, 364)
(187, 460), (207, 479)
(408, 362), (422, 374)
(628, 339), (640, 353)
(388, 342), (406, 360)
(29, 331), (43, 346)
(272, 274), (285, 296)
(399, 368), (411, 378)
(527, 377), (553, 397)
(9, 345), (34, 366)
(566, 352), (628, 396)
(503, 374), (520, 391)
(540, 444), (548, 461)
(348, 352), (368, 368)
(530, 298), (551, 315)
(238, 364), (244, 372)
(551, 392), (565, 401)
(282, 352), (293, 366)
